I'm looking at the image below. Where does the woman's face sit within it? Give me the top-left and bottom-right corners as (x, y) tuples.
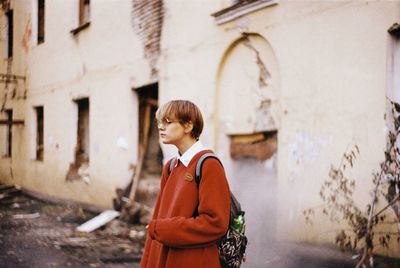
(157, 118), (186, 146)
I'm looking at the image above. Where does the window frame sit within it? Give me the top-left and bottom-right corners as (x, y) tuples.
(71, 0), (91, 35)
(37, 0), (45, 44)
(5, 9), (13, 58)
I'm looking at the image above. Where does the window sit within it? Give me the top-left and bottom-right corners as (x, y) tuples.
(387, 23), (400, 132)
(79, 0), (90, 26)
(35, 106), (44, 160)
(75, 98), (89, 164)
(66, 98), (90, 182)
(387, 24), (400, 104)
(5, 10), (13, 58)
(71, 0), (91, 35)
(4, 109), (12, 157)
(38, 0), (45, 44)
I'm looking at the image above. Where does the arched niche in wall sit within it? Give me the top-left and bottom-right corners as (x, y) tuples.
(215, 33), (280, 160)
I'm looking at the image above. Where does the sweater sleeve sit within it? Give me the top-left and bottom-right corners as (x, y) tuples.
(147, 158), (231, 248)
(141, 160), (172, 266)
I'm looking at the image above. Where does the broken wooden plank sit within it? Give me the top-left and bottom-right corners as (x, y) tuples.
(12, 212), (40, 219)
(231, 132), (265, 144)
(145, 98), (158, 107)
(0, 119), (24, 125)
(76, 210), (120, 233)
(0, 184), (17, 191)
(0, 185), (22, 200)
(122, 102), (152, 220)
(0, 185), (21, 194)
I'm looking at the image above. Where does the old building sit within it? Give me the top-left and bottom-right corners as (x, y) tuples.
(0, 0), (399, 266)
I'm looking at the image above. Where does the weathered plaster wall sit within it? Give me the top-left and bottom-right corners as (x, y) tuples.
(0, 0), (160, 207)
(159, 0), (400, 260)
(0, 0), (398, 261)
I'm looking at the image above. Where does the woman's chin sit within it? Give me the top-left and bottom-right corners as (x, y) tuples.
(160, 138), (170, 144)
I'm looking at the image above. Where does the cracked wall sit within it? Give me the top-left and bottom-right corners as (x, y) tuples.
(216, 33), (280, 136)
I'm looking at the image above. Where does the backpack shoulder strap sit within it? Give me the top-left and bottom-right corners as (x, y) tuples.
(195, 153), (242, 218)
(195, 153), (223, 187)
(168, 157), (177, 175)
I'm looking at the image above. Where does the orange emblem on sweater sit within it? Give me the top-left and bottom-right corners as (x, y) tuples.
(184, 173), (194, 182)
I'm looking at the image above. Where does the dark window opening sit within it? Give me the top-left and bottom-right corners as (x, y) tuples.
(35, 106), (44, 161)
(79, 0), (90, 26)
(5, 109), (12, 157)
(6, 10), (13, 58)
(71, 0), (90, 35)
(38, 0), (45, 44)
(132, 83), (162, 209)
(75, 98), (90, 164)
(66, 98), (90, 182)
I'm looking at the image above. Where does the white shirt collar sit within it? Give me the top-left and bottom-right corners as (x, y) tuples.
(178, 141), (207, 167)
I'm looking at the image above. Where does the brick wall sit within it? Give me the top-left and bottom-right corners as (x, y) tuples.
(131, 0), (164, 78)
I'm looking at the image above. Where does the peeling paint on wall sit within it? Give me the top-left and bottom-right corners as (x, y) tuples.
(216, 33), (280, 136)
(21, 17), (32, 54)
(117, 136), (129, 150)
(242, 34), (272, 88)
(287, 131), (332, 181)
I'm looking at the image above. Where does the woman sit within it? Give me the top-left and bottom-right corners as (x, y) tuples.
(140, 100), (231, 268)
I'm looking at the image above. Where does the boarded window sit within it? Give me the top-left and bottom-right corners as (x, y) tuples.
(4, 109), (12, 157)
(38, 0), (45, 44)
(35, 106), (44, 161)
(230, 131), (277, 160)
(79, 0), (90, 26)
(75, 98), (89, 164)
(5, 10), (13, 58)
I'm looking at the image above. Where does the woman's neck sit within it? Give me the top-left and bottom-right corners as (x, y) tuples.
(176, 137), (197, 155)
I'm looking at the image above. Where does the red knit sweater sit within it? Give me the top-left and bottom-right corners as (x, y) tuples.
(140, 150), (231, 268)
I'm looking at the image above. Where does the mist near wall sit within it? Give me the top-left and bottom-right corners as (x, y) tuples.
(228, 154), (278, 268)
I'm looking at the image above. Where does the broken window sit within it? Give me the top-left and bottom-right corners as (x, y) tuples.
(388, 24), (400, 103)
(75, 98), (89, 164)
(79, 0), (90, 26)
(386, 23), (400, 137)
(137, 84), (162, 177)
(35, 106), (44, 161)
(66, 98), (90, 182)
(4, 109), (12, 157)
(38, 0), (45, 44)
(71, 0), (90, 35)
(5, 9), (13, 58)
(117, 84), (162, 221)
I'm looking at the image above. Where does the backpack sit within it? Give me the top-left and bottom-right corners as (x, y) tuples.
(168, 152), (248, 268)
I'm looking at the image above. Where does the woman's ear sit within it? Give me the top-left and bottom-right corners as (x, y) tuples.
(183, 121), (194, 134)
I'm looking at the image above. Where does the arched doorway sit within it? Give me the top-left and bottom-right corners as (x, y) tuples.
(215, 33), (280, 267)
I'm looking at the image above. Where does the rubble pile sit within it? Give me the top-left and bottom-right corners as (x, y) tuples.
(0, 184), (146, 268)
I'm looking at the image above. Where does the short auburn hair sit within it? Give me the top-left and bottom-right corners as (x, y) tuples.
(156, 100), (204, 140)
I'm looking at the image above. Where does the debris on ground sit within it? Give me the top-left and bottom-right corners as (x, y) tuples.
(0, 184), (146, 268)
(77, 210), (120, 233)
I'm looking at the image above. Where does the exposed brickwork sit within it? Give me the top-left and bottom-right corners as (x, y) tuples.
(131, 0), (164, 78)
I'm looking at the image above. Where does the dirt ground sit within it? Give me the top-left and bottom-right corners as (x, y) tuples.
(0, 186), (145, 268)
(1, 185), (399, 268)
